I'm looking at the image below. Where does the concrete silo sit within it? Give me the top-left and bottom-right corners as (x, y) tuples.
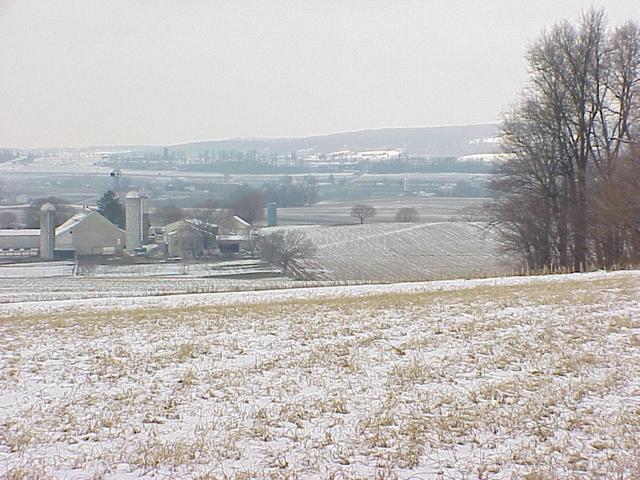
(125, 191), (143, 251)
(141, 194), (150, 244)
(39, 203), (56, 260)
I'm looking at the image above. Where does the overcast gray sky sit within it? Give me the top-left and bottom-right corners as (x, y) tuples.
(1, 1), (638, 148)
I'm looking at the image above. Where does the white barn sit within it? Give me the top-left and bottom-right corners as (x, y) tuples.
(0, 210), (125, 259)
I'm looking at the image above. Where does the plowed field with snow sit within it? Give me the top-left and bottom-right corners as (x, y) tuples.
(286, 222), (508, 281)
(1, 271), (639, 479)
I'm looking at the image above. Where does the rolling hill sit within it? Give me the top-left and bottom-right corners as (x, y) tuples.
(266, 222), (509, 282)
(171, 123), (500, 157)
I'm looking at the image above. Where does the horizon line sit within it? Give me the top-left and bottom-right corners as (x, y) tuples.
(2, 121), (500, 151)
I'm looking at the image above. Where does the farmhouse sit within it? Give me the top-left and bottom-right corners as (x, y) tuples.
(166, 218), (219, 258)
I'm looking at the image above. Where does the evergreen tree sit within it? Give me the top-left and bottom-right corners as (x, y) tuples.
(97, 191), (125, 229)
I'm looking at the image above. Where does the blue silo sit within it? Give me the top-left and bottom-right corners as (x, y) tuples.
(266, 203), (277, 227)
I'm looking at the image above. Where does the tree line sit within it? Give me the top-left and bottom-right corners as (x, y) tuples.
(263, 176), (319, 207)
(490, 10), (640, 271)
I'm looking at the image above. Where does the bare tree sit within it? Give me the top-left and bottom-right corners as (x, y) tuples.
(0, 211), (17, 228)
(300, 175), (318, 206)
(190, 198), (223, 254)
(489, 10), (640, 271)
(589, 145), (640, 265)
(231, 187), (265, 225)
(24, 197), (74, 228)
(257, 229), (316, 278)
(395, 207), (419, 222)
(351, 204), (376, 224)
(459, 206), (480, 222)
(152, 205), (185, 226)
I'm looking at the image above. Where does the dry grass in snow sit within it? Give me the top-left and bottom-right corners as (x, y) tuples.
(1, 272), (639, 479)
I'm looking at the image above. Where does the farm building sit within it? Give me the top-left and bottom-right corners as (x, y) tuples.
(0, 195), (254, 261)
(0, 229), (40, 258)
(56, 211), (125, 256)
(217, 215), (253, 254)
(217, 235), (244, 254)
(166, 219), (219, 258)
(226, 215), (252, 234)
(0, 209), (125, 259)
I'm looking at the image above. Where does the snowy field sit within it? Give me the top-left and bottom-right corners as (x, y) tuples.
(91, 259), (280, 278)
(1, 270), (639, 479)
(275, 222), (508, 282)
(0, 261), (75, 278)
(277, 197), (488, 225)
(0, 275), (334, 306)
(0, 259), (280, 280)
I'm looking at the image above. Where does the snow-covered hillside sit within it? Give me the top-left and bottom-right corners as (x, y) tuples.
(1, 270), (639, 478)
(270, 222), (509, 281)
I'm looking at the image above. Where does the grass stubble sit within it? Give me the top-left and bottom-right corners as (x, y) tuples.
(1, 275), (639, 479)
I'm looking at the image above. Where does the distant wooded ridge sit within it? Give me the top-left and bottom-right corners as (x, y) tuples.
(169, 123), (500, 157)
(3, 123), (500, 157)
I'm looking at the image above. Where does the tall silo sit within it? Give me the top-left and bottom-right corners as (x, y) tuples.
(266, 202), (277, 227)
(141, 194), (150, 244)
(126, 191), (143, 251)
(39, 203), (56, 260)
